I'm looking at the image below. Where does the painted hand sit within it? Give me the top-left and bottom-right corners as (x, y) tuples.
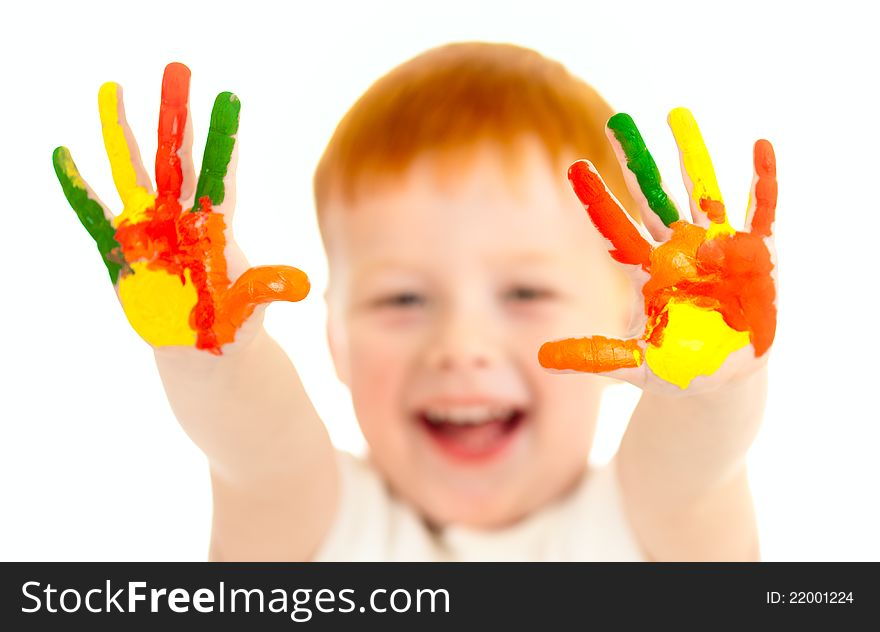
(539, 108), (777, 390)
(53, 63), (309, 354)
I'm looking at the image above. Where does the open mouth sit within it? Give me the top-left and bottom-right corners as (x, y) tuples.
(416, 405), (527, 462)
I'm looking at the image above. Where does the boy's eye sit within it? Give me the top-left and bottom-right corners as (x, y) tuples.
(376, 292), (425, 308)
(506, 286), (551, 301)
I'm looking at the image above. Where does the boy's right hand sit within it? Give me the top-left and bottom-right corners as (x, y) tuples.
(53, 62), (310, 354)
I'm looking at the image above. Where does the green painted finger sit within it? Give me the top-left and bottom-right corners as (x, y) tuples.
(53, 147), (125, 284)
(193, 91), (240, 212)
(607, 113), (680, 227)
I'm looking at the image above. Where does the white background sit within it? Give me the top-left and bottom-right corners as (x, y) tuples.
(1, 0), (877, 561)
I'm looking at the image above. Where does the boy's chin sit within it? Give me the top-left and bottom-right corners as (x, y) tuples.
(406, 473), (562, 531)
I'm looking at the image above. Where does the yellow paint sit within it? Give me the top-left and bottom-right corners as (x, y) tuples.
(632, 348), (643, 366)
(56, 148), (86, 188)
(705, 220), (735, 239)
(98, 82), (155, 224)
(668, 108), (734, 238)
(118, 262), (198, 347)
(645, 299), (750, 389)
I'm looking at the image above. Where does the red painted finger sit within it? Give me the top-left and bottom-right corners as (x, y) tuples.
(568, 160), (652, 270)
(155, 62), (191, 203)
(538, 335), (643, 373)
(748, 139), (777, 238)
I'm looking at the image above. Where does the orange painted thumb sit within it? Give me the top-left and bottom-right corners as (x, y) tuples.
(539, 336), (642, 372)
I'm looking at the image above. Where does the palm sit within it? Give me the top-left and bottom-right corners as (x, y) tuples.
(53, 63), (309, 353)
(539, 108), (777, 391)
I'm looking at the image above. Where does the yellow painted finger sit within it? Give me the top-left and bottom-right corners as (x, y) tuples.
(98, 82), (155, 224)
(668, 107), (733, 238)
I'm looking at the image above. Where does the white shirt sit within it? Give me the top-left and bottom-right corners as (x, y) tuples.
(313, 451), (646, 561)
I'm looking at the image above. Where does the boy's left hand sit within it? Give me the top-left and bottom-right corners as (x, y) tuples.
(539, 108), (777, 393)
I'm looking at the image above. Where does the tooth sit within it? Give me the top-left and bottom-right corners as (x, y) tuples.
(472, 407), (490, 423)
(423, 405), (521, 426)
(470, 406), (493, 424)
(457, 408), (473, 423)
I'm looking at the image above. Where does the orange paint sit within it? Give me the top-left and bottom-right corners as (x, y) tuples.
(114, 195), (309, 352)
(699, 198), (727, 224)
(178, 197), (312, 350)
(750, 139), (777, 237)
(643, 221), (776, 356)
(539, 335), (642, 372)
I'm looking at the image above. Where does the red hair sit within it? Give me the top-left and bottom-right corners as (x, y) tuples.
(314, 42), (634, 221)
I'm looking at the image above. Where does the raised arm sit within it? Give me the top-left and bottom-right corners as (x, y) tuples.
(540, 108), (777, 560)
(53, 63), (337, 560)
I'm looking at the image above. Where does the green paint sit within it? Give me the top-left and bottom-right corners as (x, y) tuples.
(53, 147), (125, 284)
(607, 113), (680, 227)
(193, 92), (240, 212)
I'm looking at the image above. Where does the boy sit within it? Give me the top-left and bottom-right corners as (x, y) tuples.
(53, 42), (776, 561)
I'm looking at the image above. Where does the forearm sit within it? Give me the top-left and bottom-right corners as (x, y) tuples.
(208, 441), (336, 561)
(617, 365), (767, 560)
(154, 326), (338, 559)
(617, 460), (759, 561)
(154, 326), (328, 480)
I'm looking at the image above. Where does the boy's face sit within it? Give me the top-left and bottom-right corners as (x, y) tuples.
(322, 138), (630, 528)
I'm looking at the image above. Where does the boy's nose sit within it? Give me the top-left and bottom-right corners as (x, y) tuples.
(425, 314), (498, 371)
(429, 346), (490, 371)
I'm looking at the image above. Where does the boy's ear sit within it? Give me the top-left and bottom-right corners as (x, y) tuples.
(325, 293), (351, 387)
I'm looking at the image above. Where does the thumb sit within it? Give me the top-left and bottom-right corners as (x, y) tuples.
(221, 265), (311, 331)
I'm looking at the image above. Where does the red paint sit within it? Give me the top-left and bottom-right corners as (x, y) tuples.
(155, 62), (190, 203)
(115, 193), (309, 353)
(643, 221), (776, 356)
(568, 160), (652, 270)
(750, 139), (777, 237)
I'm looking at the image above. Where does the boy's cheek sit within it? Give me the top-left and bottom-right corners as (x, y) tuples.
(350, 353), (405, 401)
(347, 339), (417, 422)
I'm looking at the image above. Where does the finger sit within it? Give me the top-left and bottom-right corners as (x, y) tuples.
(221, 265), (311, 331)
(606, 113), (681, 241)
(193, 91), (240, 215)
(155, 62), (194, 206)
(568, 160), (653, 270)
(538, 335), (644, 375)
(52, 146), (126, 284)
(667, 107), (734, 238)
(745, 139), (777, 238)
(97, 81), (155, 223)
